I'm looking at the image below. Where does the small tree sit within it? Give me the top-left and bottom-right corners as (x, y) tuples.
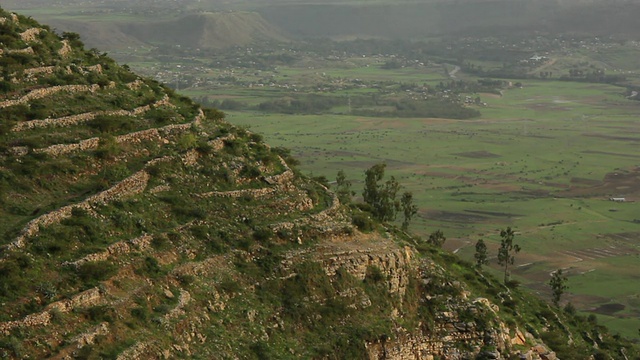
(362, 163), (400, 222)
(474, 239), (488, 269)
(363, 163), (385, 207)
(497, 227), (520, 284)
(336, 170), (353, 204)
(400, 191), (418, 231)
(427, 230), (446, 247)
(549, 269), (568, 306)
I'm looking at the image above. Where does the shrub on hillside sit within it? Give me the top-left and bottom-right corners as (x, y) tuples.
(76, 261), (117, 286)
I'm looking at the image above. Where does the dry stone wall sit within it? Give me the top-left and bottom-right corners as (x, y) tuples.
(0, 311), (52, 335)
(72, 322), (110, 349)
(7, 46), (34, 56)
(14, 94), (173, 132)
(37, 137), (101, 156)
(115, 342), (151, 360)
(198, 156), (293, 199)
(0, 84), (100, 109)
(20, 27), (44, 43)
(162, 290), (192, 325)
(46, 287), (104, 313)
(64, 234), (153, 268)
(270, 187), (344, 235)
(58, 40), (72, 57)
(0, 287), (105, 334)
(6, 170), (150, 251)
(23, 65), (56, 78)
(35, 115), (195, 157)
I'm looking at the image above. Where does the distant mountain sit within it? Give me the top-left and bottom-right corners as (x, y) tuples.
(28, 11), (289, 51)
(257, 0), (640, 39)
(8, 0), (640, 52)
(122, 12), (289, 49)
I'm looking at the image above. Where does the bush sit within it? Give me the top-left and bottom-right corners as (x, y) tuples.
(203, 107), (225, 121)
(95, 136), (121, 160)
(0, 336), (24, 358)
(365, 265), (385, 284)
(81, 305), (115, 323)
(130, 306), (149, 322)
(77, 261), (117, 286)
(252, 228), (272, 242)
(352, 214), (374, 232)
(88, 115), (135, 134)
(139, 256), (163, 277)
(176, 133), (197, 151)
(218, 276), (242, 295)
(151, 234), (171, 251)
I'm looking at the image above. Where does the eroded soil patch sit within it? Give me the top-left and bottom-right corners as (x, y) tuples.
(453, 150), (501, 159)
(591, 303), (626, 316)
(561, 167), (640, 198)
(423, 210), (487, 223)
(464, 209), (523, 218)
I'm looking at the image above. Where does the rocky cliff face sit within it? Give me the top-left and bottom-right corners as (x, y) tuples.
(0, 9), (636, 359)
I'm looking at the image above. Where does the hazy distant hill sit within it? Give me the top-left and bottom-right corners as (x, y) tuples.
(122, 12), (289, 49)
(6, 0), (640, 51)
(257, 0), (640, 39)
(30, 11), (288, 51)
(257, 1), (552, 38)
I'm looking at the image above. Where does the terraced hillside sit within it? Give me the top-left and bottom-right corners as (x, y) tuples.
(1, 9), (638, 359)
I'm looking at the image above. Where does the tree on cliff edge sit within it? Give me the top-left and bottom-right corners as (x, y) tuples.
(497, 227), (520, 285)
(363, 163), (400, 222)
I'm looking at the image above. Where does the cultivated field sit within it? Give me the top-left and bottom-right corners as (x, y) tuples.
(229, 79), (640, 338)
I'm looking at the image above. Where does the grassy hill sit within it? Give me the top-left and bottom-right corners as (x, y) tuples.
(0, 7), (638, 359)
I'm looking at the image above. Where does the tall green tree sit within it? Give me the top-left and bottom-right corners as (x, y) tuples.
(549, 269), (568, 306)
(497, 227), (520, 284)
(362, 163), (400, 222)
(474, 239), (488, 269)
(336, 170), (353, 204)
(363, 163), (385, 207)
(400, 191), (418, 231)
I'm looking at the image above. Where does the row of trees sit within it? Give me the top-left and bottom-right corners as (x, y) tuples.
(336, 163), (418, 231)
(474, 228), (568, 306)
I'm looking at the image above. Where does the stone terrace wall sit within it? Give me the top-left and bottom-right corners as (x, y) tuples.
(6, 170), (150, 251)
(20, 28), (44, 43)
(64, 234), (153, 268)
(0, 84), (100, 109)
(14, 94), (173, 132)
(0, 287), (105, 334)
(36, 111), (195, 157)
(58, 40), (72, 57)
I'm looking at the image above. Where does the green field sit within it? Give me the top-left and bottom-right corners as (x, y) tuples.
(227, 79), (640, 338)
